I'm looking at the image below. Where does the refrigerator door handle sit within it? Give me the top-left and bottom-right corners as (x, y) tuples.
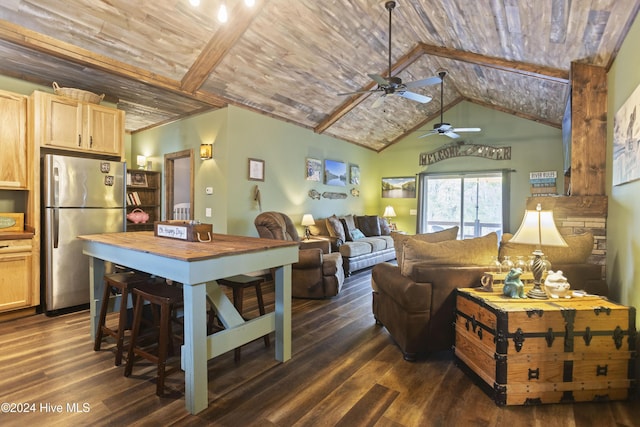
(53, 208), (59, 249)
(53, 166), (60, 207)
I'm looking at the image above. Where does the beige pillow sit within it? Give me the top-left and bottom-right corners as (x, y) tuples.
(325, 215), (346, 242)
(392, 226), (459, 265)
(340, 214), (357, 241)
(499, 231), (594, 264)
(401, 232), (498, 277)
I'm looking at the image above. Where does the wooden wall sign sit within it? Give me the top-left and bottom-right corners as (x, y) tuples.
(419, 143), (511, 166)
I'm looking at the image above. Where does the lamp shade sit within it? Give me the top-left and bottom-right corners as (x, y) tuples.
(301, 214), (315, 227)
(136, 155), (146, 169)
(509, 204), (567, 247)
(200, 144), (213, 160)
(383, 205), (397, 218)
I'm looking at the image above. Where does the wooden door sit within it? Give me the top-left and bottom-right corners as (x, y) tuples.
(0, 90), (28, 189)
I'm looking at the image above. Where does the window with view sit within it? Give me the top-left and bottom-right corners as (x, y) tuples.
(416, 171), (510, 239)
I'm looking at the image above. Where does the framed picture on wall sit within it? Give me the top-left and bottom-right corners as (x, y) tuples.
(381, 176), (416, 198)
(305, 157), (322, 181)
(248, 158), (265, 181)
(613, 82), (640, 186)
(324, 159), (347, 186)
(349, 164), (360, 185)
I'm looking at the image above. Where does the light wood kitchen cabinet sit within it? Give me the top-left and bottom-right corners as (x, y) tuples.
(32, 91), (124, 157)
(0, 90), (28, 189)
(0, 238), (34, 312)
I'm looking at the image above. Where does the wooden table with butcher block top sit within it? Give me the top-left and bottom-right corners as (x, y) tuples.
(80, 231), (299, 415)
(454, 287), (637, 406)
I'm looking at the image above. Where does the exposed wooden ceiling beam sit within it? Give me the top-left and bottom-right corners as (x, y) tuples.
(181, 0), (268, 93)
(314, 43), (424, 134)
(0, 19), (227, 108)
(418, 43), (569, 83)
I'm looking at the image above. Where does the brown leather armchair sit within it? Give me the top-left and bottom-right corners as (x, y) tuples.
(255, 212), (345, 298)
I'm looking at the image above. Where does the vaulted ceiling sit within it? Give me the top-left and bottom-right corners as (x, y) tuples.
(0, 0), (638, 151)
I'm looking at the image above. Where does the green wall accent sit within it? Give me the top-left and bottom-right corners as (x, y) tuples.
(376, 102), (564, 233)
(606, 15), (640, 309)
(131, 105), (377, 237)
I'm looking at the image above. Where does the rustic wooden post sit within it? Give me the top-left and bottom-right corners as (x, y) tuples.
(569, 62), (607, 196)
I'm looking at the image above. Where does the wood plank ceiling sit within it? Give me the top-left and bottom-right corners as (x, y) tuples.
(0, 0), (638, 151)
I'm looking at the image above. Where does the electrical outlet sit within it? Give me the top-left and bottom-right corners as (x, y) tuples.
(409, 209), (417, 215)
(205, 208), (212, 217)
(205, 187), (213, 195)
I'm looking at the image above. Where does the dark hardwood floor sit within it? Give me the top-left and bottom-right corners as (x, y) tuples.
(0, 268), (638, 426)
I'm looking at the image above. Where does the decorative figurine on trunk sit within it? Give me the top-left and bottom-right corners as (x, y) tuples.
(503, 268), (526, 298)
(544, 270), (571, 298)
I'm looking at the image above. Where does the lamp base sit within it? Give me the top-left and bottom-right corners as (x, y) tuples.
(526, 284), (548, 299)
(527, 251), (549, 299)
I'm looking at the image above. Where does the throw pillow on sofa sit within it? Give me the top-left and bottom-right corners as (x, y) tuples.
(326, 215), (346, 243)
(499, 231), (594, 264)
(350, 228), (366, 239)
(392, 226), (459, 265)
(378, 217), (391, 235)
(340, 214), (357, 241)
(356, 215), (381, 236)
(401, 231), (498, 278)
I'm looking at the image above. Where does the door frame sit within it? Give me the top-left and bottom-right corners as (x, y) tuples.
(164, 149), (194, 220)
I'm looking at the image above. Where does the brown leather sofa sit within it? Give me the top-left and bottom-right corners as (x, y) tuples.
(255, 211), (345, 298)
(371, 230), (607, 361)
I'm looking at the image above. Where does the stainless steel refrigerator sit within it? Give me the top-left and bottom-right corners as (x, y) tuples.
(43, 154), (126, 313)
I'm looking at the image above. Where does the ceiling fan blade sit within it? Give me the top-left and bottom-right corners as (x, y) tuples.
(418, 130), (437, 139)
(452, 127), (481, 132)
(368, 73), (389, 86)
(403, 76), (442, 89)
(371, 94), (386, 108)
(444, 131), (460, 138)
(397, 91), (432, 103)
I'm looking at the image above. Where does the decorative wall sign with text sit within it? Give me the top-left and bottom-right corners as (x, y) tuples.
(419, 142), (511, 166)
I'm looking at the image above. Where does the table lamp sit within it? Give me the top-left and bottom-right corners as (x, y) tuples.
(509, 203), (567, 299)
(301, 214), (315, 240)
(383, 205), (396, 222)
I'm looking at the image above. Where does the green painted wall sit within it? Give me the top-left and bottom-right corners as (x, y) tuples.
(131, 105), (378, 238)
(375, 102), (564, 233)
(131, 101), (564, 240)
(606, 15), (640, 309)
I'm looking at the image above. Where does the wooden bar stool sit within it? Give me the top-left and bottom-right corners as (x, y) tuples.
(93, 271), (150, 366)
(218, 274), (270, 361)
(124, 281), (184, 397)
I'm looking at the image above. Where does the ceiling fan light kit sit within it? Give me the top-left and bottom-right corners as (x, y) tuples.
(337, 0), (441, 106)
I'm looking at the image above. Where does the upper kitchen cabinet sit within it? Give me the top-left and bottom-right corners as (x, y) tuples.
(32, 91), (124, 158)
(0, 90), (28, 189)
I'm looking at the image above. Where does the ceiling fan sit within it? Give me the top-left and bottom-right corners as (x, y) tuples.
(418, 70), (482, 138)
(337, 1), (441, 108)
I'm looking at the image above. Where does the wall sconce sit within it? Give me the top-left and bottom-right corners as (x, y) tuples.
(136, 155), (147, 170)
(200, 144), (213, 160)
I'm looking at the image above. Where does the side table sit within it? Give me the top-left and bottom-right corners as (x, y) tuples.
(454, 287), (637, 405)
